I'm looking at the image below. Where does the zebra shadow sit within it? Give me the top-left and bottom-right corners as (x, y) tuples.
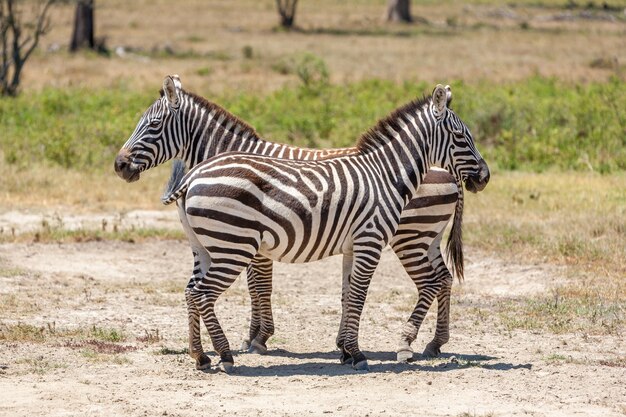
(223, 349), (531, 377)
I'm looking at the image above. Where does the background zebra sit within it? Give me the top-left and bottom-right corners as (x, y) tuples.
(114, 76), (487, 369)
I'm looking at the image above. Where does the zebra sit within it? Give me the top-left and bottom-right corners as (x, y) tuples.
(130, 81), (488, 372)
(114, 76), (484, 369)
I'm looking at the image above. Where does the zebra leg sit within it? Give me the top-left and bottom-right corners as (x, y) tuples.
(397, 262), (441, 362)
(241, 263), (261, 351)
(176, 201), (212, 369)
(392, 237), (443, 362)
(190, 258), (249, 374)
(336, 253), (353, 362)
(186, 251), (212, 370)
(248, 255), (274, 355)
(339, 248), (382, 371)
(423, 253), (453, 357)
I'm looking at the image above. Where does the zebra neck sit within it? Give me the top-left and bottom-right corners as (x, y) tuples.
(357, 111), (432, 205)
(178, 96), (268, 169)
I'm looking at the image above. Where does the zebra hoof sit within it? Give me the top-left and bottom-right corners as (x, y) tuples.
(423, 342), (442, 358)
(241, 339), (251, 351)
(352, 359), (369, 372)
(396, 348), (414, 363)
(248, 339), (268, 355)
(218, 361), (234, 374)
(339, 350), (353, 365)
(195, 354), (212, 371)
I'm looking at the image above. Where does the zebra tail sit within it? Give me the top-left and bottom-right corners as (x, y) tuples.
(445, 182), (465, 282)
(161, 159), (188, 205)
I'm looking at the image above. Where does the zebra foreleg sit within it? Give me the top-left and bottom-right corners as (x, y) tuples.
(338, 248), (381, 371)
(336, 253), (353, 364)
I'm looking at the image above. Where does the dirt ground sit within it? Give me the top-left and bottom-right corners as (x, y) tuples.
(0, 211), (624, 417)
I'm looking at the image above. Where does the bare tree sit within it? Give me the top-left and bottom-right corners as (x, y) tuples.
(276, 0), (298, 29)
(387, 0), (412, 23)
(0, 0), (56, 96)
(69, 0), (94, 52)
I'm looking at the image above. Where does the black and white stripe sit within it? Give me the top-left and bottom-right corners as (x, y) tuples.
(114, 76), (487, 369)
(152, 82), (489, 371)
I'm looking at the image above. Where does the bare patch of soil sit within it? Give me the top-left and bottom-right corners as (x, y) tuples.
(0, 214), (624, 416)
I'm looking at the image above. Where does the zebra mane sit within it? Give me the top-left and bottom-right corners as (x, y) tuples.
(159, 87), (262, 142)
(186, 90), (261, 139)
(356, 95), (432, 152)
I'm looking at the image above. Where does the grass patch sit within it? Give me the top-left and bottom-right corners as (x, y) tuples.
(0, 226), (185, 244)
(497, 284), (624, 335)
(1, 77), (624, 173)
(15, 357), (68, 375)
(463, 171), (625, 335)
(156, 346), (189, 355)
(80, 348), (133, 364)
(0, 322), (129, 343)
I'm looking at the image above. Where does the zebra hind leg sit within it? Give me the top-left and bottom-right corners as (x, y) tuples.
(186, 253), (212, 370)
(396, 255), (442, 362)
(191, 258), (251, 373)
(248, 256), (274, 355)
(423, 262), (453, 357)
(241, 263), (261, 352)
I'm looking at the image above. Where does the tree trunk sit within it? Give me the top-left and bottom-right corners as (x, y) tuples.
(276, 0), (298, 29)
(70, 0), (94, 51)
(387, 0), (412, 23)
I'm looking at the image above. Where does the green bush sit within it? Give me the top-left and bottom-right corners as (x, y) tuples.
(1, 77), (624, 172)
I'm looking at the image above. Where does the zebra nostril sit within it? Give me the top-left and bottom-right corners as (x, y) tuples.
(114, 154), (129, 174)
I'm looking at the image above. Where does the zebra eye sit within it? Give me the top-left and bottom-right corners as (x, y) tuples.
(149, 119), (160, 128)
(453, 129), (464, 138)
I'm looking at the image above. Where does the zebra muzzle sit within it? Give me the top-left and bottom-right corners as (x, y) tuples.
(114, 150), (142, 183)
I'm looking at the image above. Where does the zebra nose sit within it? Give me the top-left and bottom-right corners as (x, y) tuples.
(114, 153), (129, 176)
(479, 159), (490, 184)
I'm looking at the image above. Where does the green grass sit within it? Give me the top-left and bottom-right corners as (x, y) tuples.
(1, 76), (624, 173)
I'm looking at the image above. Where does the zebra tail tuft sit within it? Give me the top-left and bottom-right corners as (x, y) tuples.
(161, 159), (188, 205)
(445, 183), (465, 282)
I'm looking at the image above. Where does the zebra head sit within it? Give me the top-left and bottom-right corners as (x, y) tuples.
(114, 75), (184, 182)
(429, 84), (490, 193)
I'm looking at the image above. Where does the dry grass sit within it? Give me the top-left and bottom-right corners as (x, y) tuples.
(464, 171), (625, 334)
(18, 0), (626, 93)
(464, 170), (626, 280)
(0, 160), (170, 212)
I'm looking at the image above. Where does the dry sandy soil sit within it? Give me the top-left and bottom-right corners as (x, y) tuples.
(0, 211), (624, 417)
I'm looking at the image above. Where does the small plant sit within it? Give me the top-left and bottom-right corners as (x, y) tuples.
(294, 52), (329, 89)
(156, 346), (188, 355)
(242, 45), (254, 59)
(90, 325), (125, 342)
(196, 67), (212, 77)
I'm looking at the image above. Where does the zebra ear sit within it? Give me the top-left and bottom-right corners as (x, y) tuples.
(163, 75), (181, 110)
(432, 84), (448, 119)
(445, 85), (453, 106)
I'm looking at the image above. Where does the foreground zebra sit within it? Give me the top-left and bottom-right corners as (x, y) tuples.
(155, 83), (488, 372)
(114, 76), (474, 367)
